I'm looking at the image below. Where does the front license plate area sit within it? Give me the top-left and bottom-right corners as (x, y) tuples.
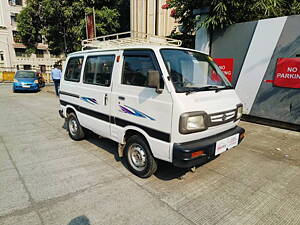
(22, 85), (30, 88)
(215, 134), (239, 155)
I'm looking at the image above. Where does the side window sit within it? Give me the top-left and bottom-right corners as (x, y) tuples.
(64, 57), (84, 82)
(83, 55), (115, 86)
(122, 53), (164, 88)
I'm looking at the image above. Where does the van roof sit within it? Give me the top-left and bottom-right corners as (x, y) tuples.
(68, 44), (207, 57)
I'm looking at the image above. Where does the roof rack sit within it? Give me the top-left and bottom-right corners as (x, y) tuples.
(81, 31), (182, 50)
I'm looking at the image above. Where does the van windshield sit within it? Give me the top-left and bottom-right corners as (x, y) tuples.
(15, 71), (36, 78)
(160, 49), (232, 93)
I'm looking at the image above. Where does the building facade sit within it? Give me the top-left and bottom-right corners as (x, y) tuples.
(0, 0), (62, 72)
(130, 0), (176, 37)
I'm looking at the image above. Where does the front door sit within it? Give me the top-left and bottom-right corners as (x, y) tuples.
(111, 49), (173, 160)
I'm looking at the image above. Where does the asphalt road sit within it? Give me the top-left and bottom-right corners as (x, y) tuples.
(0, 83), (300, 225)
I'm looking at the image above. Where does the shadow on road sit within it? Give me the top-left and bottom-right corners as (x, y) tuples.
(85, 135), (211, 181)
(61, 121), (214, 181)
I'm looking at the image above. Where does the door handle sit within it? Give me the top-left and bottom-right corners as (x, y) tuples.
(118, 96), (125, 100)
(104, 94), (108, 106)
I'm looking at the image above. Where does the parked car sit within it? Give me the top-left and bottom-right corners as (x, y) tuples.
(59, 33), (245, 178)
(13, 70), (40, 92)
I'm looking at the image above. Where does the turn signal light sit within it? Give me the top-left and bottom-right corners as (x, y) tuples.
(191, 150), (204, 158)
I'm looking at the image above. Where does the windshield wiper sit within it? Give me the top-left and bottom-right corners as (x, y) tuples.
(215, 86), (233, 93)
(185, 85), (233, 95)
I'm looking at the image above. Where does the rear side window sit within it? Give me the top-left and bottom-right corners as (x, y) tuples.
(64, 57), (84, 82)
(122, 50), (164, 88)
(83, 55), (115, 86)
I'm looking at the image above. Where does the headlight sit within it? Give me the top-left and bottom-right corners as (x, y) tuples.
(236, 104), (243, 120)
(179, 112), (208, 134)
(14, 79), (18, 83)
(34, 80), (39, 84)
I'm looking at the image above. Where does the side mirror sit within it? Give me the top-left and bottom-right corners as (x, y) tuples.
(147, 70), (162, 94)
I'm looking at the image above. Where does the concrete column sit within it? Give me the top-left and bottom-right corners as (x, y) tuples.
(147, 0), (156, 35)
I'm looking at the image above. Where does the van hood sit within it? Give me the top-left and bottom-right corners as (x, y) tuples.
(176, 89), (241, 114)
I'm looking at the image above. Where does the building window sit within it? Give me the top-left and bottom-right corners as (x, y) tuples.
(10, 13), (18, 26)
(12, 31), (21, 43)
(36, 50), (44, 58)
(0, 52), (4, 62)
(23, 65), (31, 70)
(9, 0), (22, 6)
(15, 48), (27, 57)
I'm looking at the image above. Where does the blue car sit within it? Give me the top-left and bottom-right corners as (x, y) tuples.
(13, 70), (40, 92)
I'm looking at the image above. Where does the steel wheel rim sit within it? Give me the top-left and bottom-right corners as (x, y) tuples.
(127, 143), (147, 171)
(69, 117), (78, 136)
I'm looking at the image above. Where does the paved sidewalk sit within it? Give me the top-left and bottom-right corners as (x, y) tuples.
(0, 84), (299, 225)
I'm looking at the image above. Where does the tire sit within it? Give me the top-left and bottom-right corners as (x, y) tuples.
(66, 112), (85, 141)
(124, 135), (157, 178)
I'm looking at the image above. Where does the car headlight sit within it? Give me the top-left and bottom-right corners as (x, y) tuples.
(236, 104), (243, 120)
(14, 79), (18, 83)
(34, 80), (39, 84)
(179, 112), (208, 134)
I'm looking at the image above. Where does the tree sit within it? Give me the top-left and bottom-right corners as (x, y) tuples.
(162, 0), (300, 34)
(17, 0), (128, 55)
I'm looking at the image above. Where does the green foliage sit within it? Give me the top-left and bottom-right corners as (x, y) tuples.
(17, 0), (128, 54)
(164, 0), (300, 34)
(16, 0), (42, 52)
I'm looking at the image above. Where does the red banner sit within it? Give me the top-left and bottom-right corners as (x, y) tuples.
(86, 13), (95, 39)
(213, 58), (234, 82)
(274, 58), (300, 88)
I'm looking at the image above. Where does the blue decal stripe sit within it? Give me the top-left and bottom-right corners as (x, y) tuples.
(119, 105), (155, 121)
(80, 97), (98, 105)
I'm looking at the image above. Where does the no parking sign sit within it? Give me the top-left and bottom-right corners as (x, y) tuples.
(274, 58), (300, 88)
(213, 58), (234, 83)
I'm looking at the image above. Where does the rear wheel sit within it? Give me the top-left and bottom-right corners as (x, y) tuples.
(124, 135), (157, 178)
(67, 112), (85, 141)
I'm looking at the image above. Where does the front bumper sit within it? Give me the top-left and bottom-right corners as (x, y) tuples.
(13, 83), (39, 91)
(172, 126), (245, 168)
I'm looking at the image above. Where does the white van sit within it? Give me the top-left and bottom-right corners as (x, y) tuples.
(59, 32), (245, 178)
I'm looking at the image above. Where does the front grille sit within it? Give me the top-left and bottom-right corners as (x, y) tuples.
(208, 109), (236, 127)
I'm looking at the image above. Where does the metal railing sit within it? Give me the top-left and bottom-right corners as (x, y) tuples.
(81, 31), (182, 50)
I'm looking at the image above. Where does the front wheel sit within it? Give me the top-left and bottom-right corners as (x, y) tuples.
(67, 112), (85, 141)
(124, 135), (157, 178)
